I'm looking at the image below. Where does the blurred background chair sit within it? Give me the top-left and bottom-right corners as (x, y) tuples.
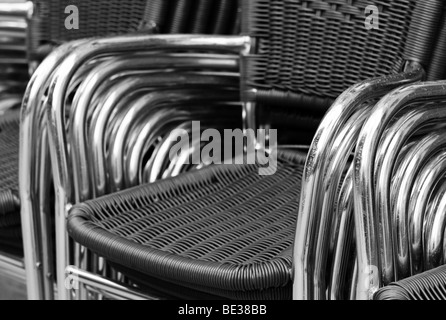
(51, 0), (446, 300)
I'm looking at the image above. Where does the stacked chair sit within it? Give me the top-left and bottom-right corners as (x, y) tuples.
(0, 0), (443, 300)
(42, 0), (446, 300)
(0, 0), (240, 300)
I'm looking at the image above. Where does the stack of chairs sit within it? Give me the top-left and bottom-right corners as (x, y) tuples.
(0, 0), (443, 300)
(0, 0), (240, 300)
(51, 0), (446, 300)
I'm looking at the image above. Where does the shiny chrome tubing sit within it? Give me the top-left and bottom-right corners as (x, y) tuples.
(390, 140), (418, 205)
(20, 40), (87, 300)
(391, 132), (446, 277)
(70, 54), (239, 201)
(349, 259), (358, 301)
(65, 266), (155, 300)
(75, 52), (238, 124)
(0, 1), (33, 18)
(123, 99), (238, 187)
(106, 87), (230, 191)
(313, 107), (371, 300)
(408, 151), (446, 274)
(424, 180), (446, 270)
(37, 118), (54, 300)
(46, 35), (250, 300)
(354, 80), (446, 300)
(91, 75), (237, 196)
(329, 164), (354, 300)
(393, 132), (446, 278)
(124, 108), (191, 187)
(91, 78), (174, 196)
(374, 104), (446, 282)
(146, 122), (193, 183)
(294, 65), (424, 300)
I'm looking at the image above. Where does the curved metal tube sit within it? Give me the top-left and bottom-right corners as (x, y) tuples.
(126, 109), (192, 186)
(146, 122), (193, 183)
(329, 164), (355, 300)
(375, 104), (446, 282)
(408, 150), (446, 274)
(313, 106), (371, 299)
(390, 140), (419, 205)
(94, 74), (237, 195)
(124, 105), (237, 183)
(391, 131), (446, 276)
(20, 39), (88, 300)
(424, 180), (446, 270)
(106, 85), (236, 191)
(294, 65), (424, 300)
(353, 79), (446, 300)
(70, 54), (238, 201)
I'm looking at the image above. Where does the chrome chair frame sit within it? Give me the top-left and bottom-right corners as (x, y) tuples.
(19, 34), (250, 299)
(294, 64), (425, 300)
(354, 80), (446, 299)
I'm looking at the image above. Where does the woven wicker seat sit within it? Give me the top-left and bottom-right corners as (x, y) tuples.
(0, 111), (21, 255)
(374, 266), (446, 300)
(67, 150), (305, 300)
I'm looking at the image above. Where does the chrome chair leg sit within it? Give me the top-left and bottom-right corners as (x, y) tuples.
(19, 40), (87, 300)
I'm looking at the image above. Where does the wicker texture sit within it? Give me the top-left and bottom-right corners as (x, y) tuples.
(31, 0), (239, 44)
(68, 150), (306, 300)
(0, 112), (21, 255)
(427, 6), (446, 80)
(0, 112), (20, 217)
(241, 0), (432, 100)
(374, 266), (446, 300)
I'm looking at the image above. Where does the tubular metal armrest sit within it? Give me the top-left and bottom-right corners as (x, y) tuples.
(294, 64), (425, 300)
(424, 181), (446, 270)
(104, 81), (238, 192)
(408, 151), (446, 272)
(70, 53), (239, 200)
(19, 40), (87, 300)
(329, 164), (356, 300)
(374, 104), (446, 281)
(354, 80), (446, 300)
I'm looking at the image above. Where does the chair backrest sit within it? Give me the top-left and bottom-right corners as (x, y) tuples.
(242, 0), (445, 108)
(29, 0), (240, 56)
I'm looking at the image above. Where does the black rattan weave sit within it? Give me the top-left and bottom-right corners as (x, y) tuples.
(242, 0), (444, 102)
(0, 111), (20, 218)
(68, 150), (306, 300)
(30, 0), (240, 47)
(374, 266), (446, 300)
(0, 111), (22, 255)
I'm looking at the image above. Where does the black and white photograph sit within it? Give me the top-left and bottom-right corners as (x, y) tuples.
(0, 0), (444, 306)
